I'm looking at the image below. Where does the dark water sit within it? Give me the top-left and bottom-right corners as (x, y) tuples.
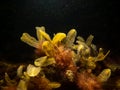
(0, 0), (119, 62)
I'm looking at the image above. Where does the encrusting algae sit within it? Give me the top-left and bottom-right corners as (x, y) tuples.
(0, 26), (114, 90)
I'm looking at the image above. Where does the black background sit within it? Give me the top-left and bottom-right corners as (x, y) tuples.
(0, 0), (119, 62)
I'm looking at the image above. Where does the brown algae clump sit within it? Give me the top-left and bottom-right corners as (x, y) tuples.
(0, 26), (112, 90)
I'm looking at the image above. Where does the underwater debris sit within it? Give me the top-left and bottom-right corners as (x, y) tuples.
(1, 26), (113, 90)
